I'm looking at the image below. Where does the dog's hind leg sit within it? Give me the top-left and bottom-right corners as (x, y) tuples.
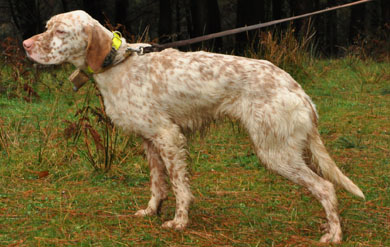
(252, 139), (342, 243)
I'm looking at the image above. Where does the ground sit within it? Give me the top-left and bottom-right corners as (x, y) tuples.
(0, 58), (389, 246)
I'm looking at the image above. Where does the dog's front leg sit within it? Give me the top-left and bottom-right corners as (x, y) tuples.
(152, 125), (194, 230)
(135, 139), (169, 216)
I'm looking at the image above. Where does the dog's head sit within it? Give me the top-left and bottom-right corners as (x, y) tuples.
(23, 10), (112, 72)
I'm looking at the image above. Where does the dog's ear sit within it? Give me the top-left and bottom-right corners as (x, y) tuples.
(84, 24), (112, 72)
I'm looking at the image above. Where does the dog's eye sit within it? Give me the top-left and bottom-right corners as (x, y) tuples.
(56, 30), (66, 35)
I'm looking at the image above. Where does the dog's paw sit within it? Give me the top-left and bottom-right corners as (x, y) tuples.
(134, 208), (155, 217)
(319, 222), (342, 243)
(320, 232), (342, 243)
(161, 219), (187, 231)
(320, 222), (330, 232)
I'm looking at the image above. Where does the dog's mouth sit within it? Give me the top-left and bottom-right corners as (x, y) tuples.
(24, 51), (59, 66)
(24, 51), (35, 62)
(23, 44), (49, 65)
(24, 50), (40, 64)
(24, 53), (58, 70)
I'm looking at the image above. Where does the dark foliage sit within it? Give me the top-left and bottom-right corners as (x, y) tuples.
(0, 0), (389, 56)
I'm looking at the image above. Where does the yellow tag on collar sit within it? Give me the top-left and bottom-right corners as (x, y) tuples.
(86, 66), (95, 74)
(112, 31), (122, 51)
(86, 31), (122, 74)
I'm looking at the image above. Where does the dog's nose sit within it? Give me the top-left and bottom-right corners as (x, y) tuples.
(23, 39), (34, 51)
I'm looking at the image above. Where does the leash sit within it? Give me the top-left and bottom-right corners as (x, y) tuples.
(133, 0), (372, 54)
(70, 0), (372, 90)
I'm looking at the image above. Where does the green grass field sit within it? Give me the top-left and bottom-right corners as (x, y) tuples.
(0, 57), (389, 246)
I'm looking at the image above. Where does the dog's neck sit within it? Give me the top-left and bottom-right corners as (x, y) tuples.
(90, 31), (131, 73)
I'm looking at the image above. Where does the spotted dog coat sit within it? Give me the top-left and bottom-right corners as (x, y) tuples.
(23, 10), (364, 243)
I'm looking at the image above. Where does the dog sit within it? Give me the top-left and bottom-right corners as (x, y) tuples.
(22, 10), (364, 243)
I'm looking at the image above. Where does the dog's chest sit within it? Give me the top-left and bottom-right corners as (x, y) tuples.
(94, 77), (157, 136)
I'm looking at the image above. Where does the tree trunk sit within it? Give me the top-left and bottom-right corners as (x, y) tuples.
(115, 0), (129, 27)
(9, 0), (41, 39)
(272, 0), (283, 20)
(159, 0), (172, 43)
(326, 0), (337, 55)
(381, 0), (390, 25)
(235, 0), (265, 51)
(175, 0), (181, 39)
(61, 0), (83, 11)
(83, 0), (105, 24)
(349, 3), (365, 42)
(312, 0), (326, 53)
(291, 0), (313, 36)
(190, 0), (222, 50)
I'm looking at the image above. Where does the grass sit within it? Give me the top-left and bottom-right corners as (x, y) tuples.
(0, 56), (389, 246)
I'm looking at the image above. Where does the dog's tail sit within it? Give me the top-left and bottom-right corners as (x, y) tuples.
(308, 128), (365, 199)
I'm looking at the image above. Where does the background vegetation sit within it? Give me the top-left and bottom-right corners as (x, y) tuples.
(0, 0), (390, 246)
(1, 0), (390, 57)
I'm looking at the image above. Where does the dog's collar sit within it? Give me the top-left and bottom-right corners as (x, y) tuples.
(71, 32), (144, 91)
(86, 31), (123, 74)
(71, 32), (134, 91)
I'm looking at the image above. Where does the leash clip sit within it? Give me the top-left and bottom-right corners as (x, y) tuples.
(126, 46), (147, 56)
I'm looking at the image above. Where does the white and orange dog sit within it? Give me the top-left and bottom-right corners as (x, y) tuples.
(23, 10), (364, 243)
